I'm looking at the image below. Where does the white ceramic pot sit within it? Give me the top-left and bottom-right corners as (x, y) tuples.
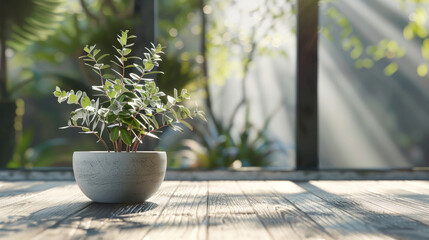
(73, 151), (167, 203)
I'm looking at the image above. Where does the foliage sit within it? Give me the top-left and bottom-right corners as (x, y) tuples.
(8, 128), (68, 168)
(321, 4), (406, 76)
(0, 0), (65, 51)
(0, 0), (65, 100)
(321, 0), (429, 77)
(53, 30), (205, 152)
(172, 103), (284, 168)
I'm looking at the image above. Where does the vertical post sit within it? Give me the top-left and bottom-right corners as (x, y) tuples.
(296, 0), (319, 170)
(134, 0), (158, 150)
(134, 0), (158, 47)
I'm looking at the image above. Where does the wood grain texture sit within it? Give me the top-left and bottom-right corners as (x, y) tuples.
(311, 181), (429, 225)
(207, 181), (272, 240)
(268, 181), (393, 240)
(0, 183), (89, 240)
(301, 181), (429, 239)
(0, 181), (66, 208)
(237, 181), (332, 240)
(1, 180), (429, 239)
(142, 181), (208, 240)
(33, 181), (180, 240)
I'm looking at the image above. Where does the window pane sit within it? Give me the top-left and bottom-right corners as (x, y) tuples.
(319, 0), (429, 168)
(158, 0), (297, 169)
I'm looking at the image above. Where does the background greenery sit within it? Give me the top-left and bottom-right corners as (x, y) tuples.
(3, 0), (429, 169)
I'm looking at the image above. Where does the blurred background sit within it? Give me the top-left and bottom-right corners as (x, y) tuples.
(1, 0), (429, 170)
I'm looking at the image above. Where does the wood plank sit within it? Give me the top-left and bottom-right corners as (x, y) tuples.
(334, 181), (429, 225)
(399, 180), (429, 204)
(0, 181), (40, 190)
(142, 181), (208, 239)
(364, 180), (429, 207)
(33, 181), (180, 240)
(268, 181), (394, 240)
(0, 181), (46, 198)
(403, 180), (429, 196)
(0, 181), (70, 208)
(237, 181), (333, 240)
(208, 181), (272, 240)
(301, 181), (429, 239)
(0, 182), (90, 240)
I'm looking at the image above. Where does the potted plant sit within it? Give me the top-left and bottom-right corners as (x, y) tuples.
(53, 30), (205, 203)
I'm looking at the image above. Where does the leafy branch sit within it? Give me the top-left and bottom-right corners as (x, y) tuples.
(54, 30), (205, 152)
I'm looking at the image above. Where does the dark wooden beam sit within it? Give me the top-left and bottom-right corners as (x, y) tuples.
(134, 0), (158, 150)
(296, 0), (319, 170)
(134, 0), (158, 47)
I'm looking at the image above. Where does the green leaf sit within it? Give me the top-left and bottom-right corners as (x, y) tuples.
(133, 64), (144, 74)
(120, 32), (127, 45)
(418, 63), (428, 77)
(178, 119), (193, 131)
(197, 112), (207, 121)
(93, 49), (100, 57)
(69, 94), (78, 103)
(103, 74), (115, 79)
(144, 61), (154, 71)
(120, 128), (133, 145)
(110, 126), (120, 142)
(384, 62), (398, 76)
(100, 64), (110, 70)
(97, 54), (109, 62)
(180, 107), (192, 118)
(108, 90), (116, 98)
(107, 114), (117, 123)
(170, 108), (178, 121)
(150, 115), (159, 129)
(144, 71), (164, 76)
(84, 45), (90, 53)
(81, 96), (91, 109)
(76, 90), (82, 100)
(123, 48), (132, 56)
(422, 39), (429, 59)
(167, 95), (176, 104)
(82, 127), (90, 132)
(129, 73), (141, 80)
(156, 43), (162, 52)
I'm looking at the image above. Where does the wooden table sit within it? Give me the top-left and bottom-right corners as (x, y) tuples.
(1, 180), (429, 239)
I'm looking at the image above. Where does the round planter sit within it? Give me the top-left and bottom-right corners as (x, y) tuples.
(73, 151), (166, 203)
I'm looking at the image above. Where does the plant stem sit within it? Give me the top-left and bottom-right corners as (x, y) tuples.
(128, 107), (142, 133)
(68, 126), (110, 151)
(93, 58), (105, 87)
(118, 136), (122, 152)
(121, 61), (125, 93)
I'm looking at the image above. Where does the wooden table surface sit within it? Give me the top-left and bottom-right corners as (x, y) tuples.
(1, 180), (429, 239)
